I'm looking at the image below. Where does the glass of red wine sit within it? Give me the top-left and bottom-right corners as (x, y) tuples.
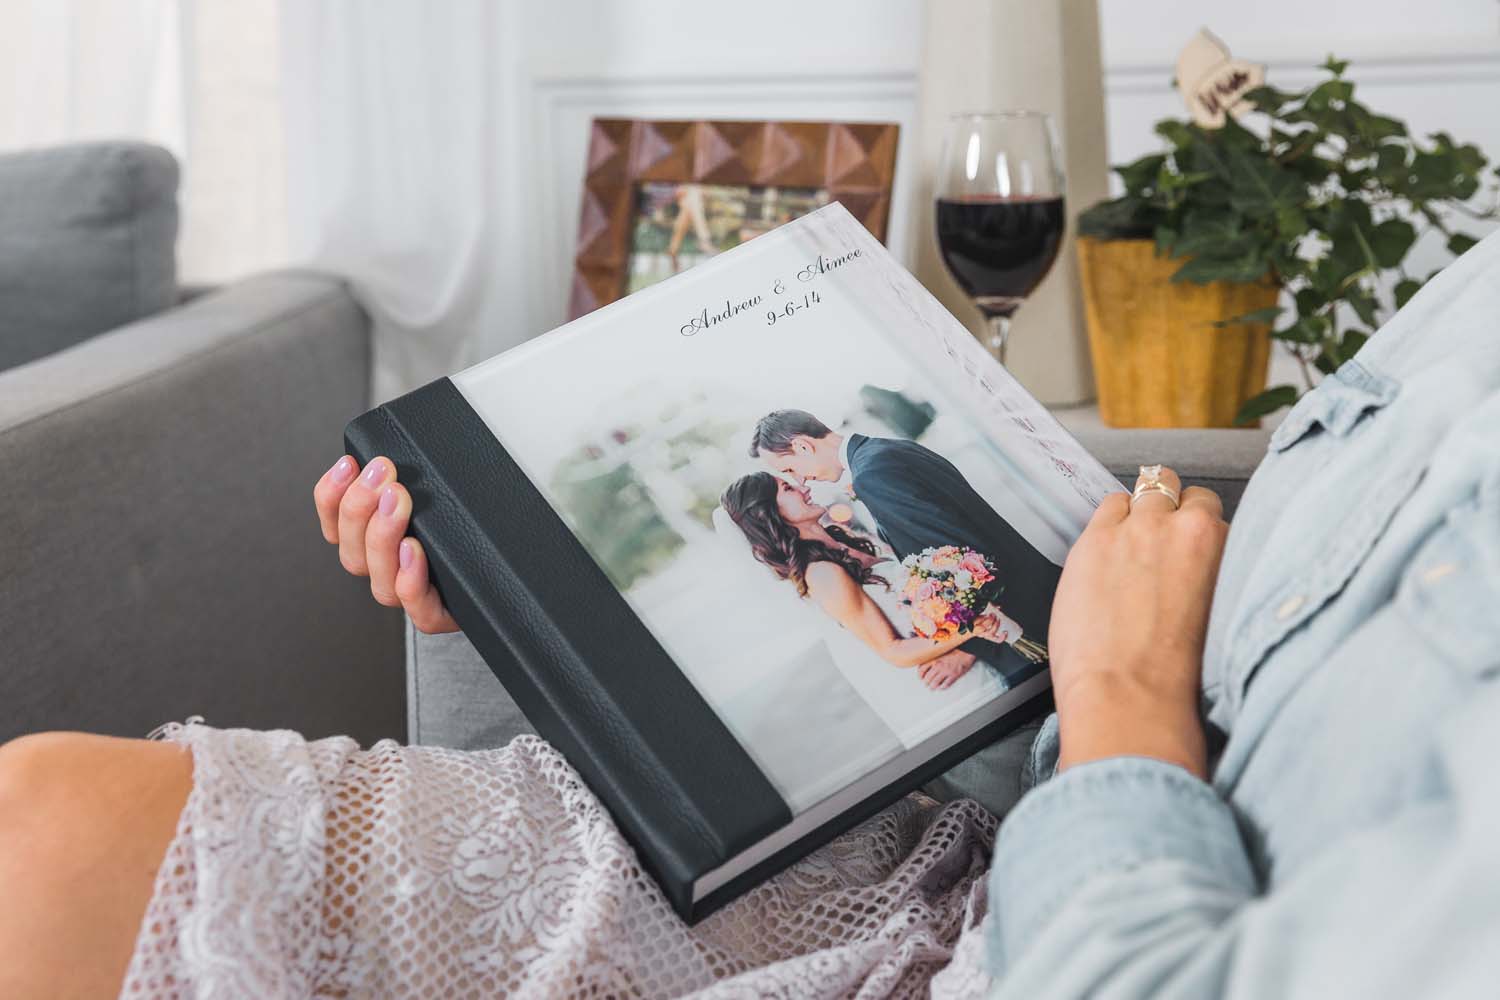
(935, 111), (1066, 365)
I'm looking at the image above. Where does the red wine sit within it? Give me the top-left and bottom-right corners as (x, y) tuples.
(935, 195), (1066, 318)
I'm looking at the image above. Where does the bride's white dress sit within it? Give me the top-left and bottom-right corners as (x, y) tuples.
(821, 557), (1012, 749)
(121, 720), (1000, 998)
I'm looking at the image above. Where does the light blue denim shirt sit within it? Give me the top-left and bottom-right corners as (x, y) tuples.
(986, 229), (1500, 998)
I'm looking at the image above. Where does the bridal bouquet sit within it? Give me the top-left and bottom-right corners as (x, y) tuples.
(897, 545), (1005, 641)
(898, 545), (1048, 663)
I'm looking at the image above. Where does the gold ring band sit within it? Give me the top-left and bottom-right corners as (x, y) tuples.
(1131, 481), (1181, 507)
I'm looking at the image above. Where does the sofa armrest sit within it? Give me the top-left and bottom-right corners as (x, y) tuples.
(0, 271), (405, 744)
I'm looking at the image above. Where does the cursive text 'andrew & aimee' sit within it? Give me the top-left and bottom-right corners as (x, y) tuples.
(680, 294), (764, 337)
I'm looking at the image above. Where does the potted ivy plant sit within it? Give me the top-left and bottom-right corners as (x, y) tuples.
(1077, 57), (1496, 427)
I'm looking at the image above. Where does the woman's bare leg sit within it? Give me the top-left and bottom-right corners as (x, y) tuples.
(0, 732), (192, 998)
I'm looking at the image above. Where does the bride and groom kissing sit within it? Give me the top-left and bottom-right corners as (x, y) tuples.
(720, 409), (1061, 692)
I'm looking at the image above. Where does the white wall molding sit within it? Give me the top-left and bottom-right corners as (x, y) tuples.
(1107, 47), (1500, 94)
(532, 71), (920, 100)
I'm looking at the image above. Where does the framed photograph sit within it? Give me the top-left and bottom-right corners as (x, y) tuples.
(568, 118), (899, 319)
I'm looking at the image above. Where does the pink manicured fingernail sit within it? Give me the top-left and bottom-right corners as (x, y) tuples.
(399, 539), (414, 569)
(330, 456), (355, 484)
(361, 458), (387, 486)
(379, 485), (398, 516)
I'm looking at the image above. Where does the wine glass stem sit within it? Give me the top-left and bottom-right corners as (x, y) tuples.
(987, 314), (1012, 366)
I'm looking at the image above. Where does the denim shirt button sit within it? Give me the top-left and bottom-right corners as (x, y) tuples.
(1275, 595), (1306, 620)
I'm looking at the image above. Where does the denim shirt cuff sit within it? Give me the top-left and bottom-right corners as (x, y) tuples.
(987, 755), (1256, 973)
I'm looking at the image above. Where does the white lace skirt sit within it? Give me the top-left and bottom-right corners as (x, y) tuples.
(119, 724), (997, 998)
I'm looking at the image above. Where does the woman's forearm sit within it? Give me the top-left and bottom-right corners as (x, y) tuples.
(1046, 464), (1224, 780)
(1055, 671), (1208, 778)
(874, 630), (975, 668)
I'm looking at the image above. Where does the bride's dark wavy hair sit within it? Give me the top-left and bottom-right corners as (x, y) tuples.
(721, 472), (886, 598)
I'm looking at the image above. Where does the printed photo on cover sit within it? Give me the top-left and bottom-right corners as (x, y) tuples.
(455, 212), (1091, 813)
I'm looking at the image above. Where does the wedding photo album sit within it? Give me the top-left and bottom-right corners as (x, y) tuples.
(451, 203), (1120, 816)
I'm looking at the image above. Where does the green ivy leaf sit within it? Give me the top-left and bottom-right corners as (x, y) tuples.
(1321, 55), (1350, 76)
(1168, 211), (1247, 258)
(1306, 79), (1354, 110)
(1223, 151), (1304, 216)
(1114, 153), (1167, 193)
(1274, 129), (1321, 163)
(1374, 142), (1408, 181)
(1274, 315), (1330, 343)
(1340, 329), (1371, 360)
(1368, 219), (1417, 268)
(1170, 252), (1271, 285)
(1394, 278), (1423, 309)
(1153, 224), (1179, 254)
(1245, 85), (1300, 115)
(1448, 232), (1480, 256)
(1274, 204), (1309, 239)
(1077, 197), (1155, 239)
(1294, 287), (1324, 316)
(1154, 120), (1195, 149)
(1408, 150), (1465, 198)
(1345, 284), (1380, 327)
(1236, 385), (1301, 425)
(1314, 235), (1369, 296)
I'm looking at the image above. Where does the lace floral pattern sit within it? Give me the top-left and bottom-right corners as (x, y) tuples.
(120, 724), (998, 998)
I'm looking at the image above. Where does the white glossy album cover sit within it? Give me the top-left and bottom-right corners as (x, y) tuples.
(453, 202), (1121, 814)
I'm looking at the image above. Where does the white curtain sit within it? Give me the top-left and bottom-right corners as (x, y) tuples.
(279, 1), (523, 401)
(0, 0), (287, 286)
(0, 0), (184, 153)
(3, 0), (524, 399)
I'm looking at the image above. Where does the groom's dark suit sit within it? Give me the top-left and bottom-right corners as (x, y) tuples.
(845, 433), (1062, 685)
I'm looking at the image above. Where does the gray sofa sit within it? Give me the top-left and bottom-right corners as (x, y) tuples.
(2, 142), (404, 745)
(407, 423), (1271, 753)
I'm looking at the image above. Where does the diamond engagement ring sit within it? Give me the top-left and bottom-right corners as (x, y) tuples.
(1131, 463), (1180, 508)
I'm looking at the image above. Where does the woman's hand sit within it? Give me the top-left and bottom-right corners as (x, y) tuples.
(1048, 465), (1227, 779)
(313, 455), (460, 634)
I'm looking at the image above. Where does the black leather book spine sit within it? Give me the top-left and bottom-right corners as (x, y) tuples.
(345, 377), (792, 921)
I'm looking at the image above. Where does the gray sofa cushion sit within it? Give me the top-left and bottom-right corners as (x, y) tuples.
(0, 141), (179, 371)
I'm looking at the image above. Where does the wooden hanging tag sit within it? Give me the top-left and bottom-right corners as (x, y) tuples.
(1176, 29), (1264, 128)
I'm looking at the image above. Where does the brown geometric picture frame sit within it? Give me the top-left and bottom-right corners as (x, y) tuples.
(569, 118), (900, 319)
